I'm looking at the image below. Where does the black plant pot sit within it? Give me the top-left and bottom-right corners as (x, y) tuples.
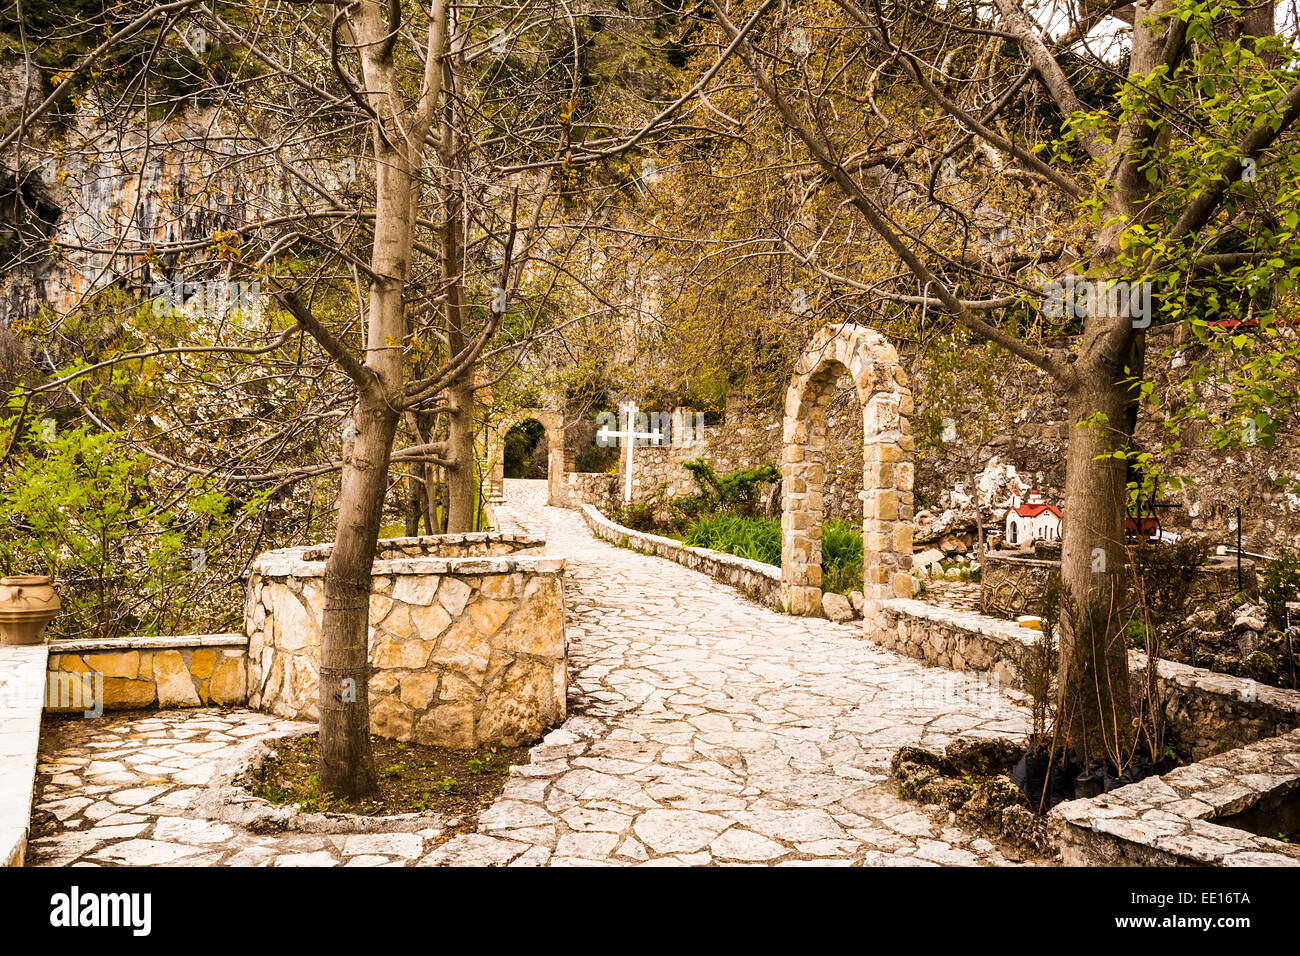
(1074, 752), (1179, 800)
(1011, 746), (1081, 810)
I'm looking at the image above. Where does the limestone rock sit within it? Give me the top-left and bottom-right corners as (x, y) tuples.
(209, 656), (247, 705)
(415, 701), (476, 749)
(437, 577), (473, 616)
(370, 696), (415, 741)
(467, 598), (512, 636)
(398, 672), (439, 711)
(101, 677), (157, 709)
(476, 660), (558, 746)
(821, 591), (854, 623)
(1232, 604), (1266, 633)
(84, 651), (139, 679)
(392, 575), (438, 606)
(153, 651), (201, 707)
(189, 653), (219, 684)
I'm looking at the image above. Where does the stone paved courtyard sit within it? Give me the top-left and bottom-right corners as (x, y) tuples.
(28, 479), (1033, 866)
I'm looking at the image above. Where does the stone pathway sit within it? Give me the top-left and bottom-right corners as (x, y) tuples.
(29, 479), (1034, 866)
(920, 579), (983, 614)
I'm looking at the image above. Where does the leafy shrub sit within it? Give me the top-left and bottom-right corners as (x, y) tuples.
(1261, 551), (1300, 628)
(613, 500), (660, 533)
(682, 514), (781, 564)
(680, 459), (779, 516)
(666, 493), (711, 534)
(0, 410), (243, 639)
(821, 520), (864, 594)
(1130, 539), (1211, 648)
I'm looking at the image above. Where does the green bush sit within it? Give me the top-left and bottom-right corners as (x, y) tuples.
(682, 514), (782, 564)
(613, 500), (660, 533)
(0, 410), (242, 639)
(821, 520), (864, 594)
(680, 459), (779, 516)
(1261, 551), (1300, 629)
(680, 513), (864, 594)
(666, 493), (711, 534)
(1130, 539), (1211, 648)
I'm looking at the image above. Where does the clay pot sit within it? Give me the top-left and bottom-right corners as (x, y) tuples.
(0, 575), (61, 645)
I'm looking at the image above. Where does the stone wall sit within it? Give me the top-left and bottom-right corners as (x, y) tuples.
(582, 505), (782, 608)
(246, 533), (567, 749)
(0, 644), (47, 867)
(565, 472), (621, 514)
(1049, 728), (1300, 866)
(45, 634), (248, 711)
(981, 549), (1259, 620)
(877, 599), (1300, 759)
(1134, 652), (1300, 760)
(876, 600), (1034, 687)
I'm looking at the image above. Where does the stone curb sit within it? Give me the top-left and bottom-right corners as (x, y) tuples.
(50, 632), (248, 654)
(192, 727), (453, 835)
(1048, 727), (1300, 866)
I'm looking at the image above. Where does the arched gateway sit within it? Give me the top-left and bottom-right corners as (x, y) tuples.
(781, 324), (914, 620)
(486, 408), (570, 506)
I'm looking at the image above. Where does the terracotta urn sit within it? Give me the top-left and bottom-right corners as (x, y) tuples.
(0, 575), (61, 645)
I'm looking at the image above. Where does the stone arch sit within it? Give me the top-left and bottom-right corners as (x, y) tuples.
(486, 408), (570, 505)
(781, 324), (914, 618)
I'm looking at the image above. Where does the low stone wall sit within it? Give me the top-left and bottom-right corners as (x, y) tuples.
(0, 644), (48, 866)
(877, 599), (1300, 759)
(302, 532), (545, 560)
(876, 600), (1033, 687)
(566, 472), (620, 514)
(1134, 653), (1300, 760)
(1049, 728), (1300, 866)
(45, 634), (248, 711)
(581, 504), (782, 608)
(246, 533), (567, 749)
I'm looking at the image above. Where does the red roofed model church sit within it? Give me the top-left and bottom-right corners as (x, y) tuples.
(1004, 489), (1063, 546)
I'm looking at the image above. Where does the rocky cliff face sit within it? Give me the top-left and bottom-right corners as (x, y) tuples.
(1, 100), (318, 326)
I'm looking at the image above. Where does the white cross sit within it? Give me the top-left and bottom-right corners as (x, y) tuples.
(596, 403), (663, 505)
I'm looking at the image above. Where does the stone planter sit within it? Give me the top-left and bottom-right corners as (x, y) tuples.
(245, 533), (567, 749)
(0, 575), (60, 645)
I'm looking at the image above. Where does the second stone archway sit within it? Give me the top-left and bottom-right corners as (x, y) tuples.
(781, 324), (915, 621)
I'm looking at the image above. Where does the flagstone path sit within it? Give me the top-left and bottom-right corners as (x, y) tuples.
(28, 479), (1033, 866)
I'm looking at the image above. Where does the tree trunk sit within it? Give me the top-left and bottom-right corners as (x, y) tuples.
(319, 395), (398, 798)
(317, 131), (415, 797)
(443, 375), (477, 531)
(404, 460), (423, 537)
(1057, 347), (1143, 769)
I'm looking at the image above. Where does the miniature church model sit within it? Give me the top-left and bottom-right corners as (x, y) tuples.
(1005, 489), (1063, 545)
